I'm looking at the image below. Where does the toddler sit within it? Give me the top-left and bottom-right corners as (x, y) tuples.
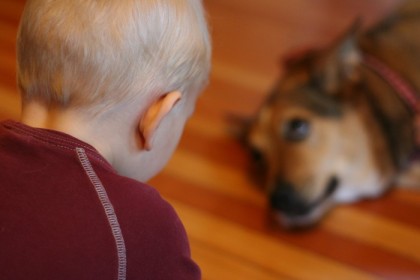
(0, 0), (211, 279)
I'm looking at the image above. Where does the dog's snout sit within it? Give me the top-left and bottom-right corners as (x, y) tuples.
(269, 182), (311, 216)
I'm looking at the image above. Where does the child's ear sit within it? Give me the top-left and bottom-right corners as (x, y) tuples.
(139, 91), (181, 151)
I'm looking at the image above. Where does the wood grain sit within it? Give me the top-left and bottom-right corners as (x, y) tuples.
(1, 1), (419, 279)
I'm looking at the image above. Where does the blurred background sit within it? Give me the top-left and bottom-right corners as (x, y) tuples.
(1, 0), (420, 279)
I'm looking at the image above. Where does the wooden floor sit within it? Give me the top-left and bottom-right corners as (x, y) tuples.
(2, 0), (420, 279)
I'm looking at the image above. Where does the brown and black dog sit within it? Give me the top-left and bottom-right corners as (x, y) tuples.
(243, 0), (420, 228)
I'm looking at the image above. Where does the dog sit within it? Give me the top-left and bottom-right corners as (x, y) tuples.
(241, 0), (420, 228)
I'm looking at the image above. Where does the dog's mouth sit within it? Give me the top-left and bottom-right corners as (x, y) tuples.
(270, 176), (340, 228)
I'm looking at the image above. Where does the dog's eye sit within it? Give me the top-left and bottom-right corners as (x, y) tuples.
(282, 118), (311, 141)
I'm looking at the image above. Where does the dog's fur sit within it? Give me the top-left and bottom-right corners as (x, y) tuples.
(243, 0), (420, 228)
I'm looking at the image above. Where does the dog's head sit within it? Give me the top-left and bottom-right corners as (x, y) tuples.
(244, 28), (397, 228)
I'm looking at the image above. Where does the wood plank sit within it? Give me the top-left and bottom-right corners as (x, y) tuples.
(172, 200), (380, 280)
(325, 207), (420, 262)
(163, 149), (264, 205)
(191, 240), (289, 280)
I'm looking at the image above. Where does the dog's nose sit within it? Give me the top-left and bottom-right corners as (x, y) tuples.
(269, 181), (311, 216)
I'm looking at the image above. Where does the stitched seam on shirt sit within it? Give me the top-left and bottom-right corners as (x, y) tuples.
(76, 148), (127, 280)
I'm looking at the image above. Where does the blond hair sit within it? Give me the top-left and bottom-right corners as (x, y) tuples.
(17, 0), (211, 116)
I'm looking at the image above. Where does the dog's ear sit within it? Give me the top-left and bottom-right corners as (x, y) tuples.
(314, 19), (363, 95)
(282, 47), (319, 70)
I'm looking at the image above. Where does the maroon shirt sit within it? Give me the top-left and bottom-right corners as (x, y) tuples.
(0, 120), (200, 280)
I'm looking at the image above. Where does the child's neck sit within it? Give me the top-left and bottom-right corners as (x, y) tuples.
(21, 102), (116, 165)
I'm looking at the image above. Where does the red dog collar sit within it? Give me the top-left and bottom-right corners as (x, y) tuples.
(362, 53), (420, 160)
(362, 53), (419, 114)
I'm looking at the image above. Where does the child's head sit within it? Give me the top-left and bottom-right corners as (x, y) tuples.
(17, 0), (211, 181)
(17, 0), (211, 114)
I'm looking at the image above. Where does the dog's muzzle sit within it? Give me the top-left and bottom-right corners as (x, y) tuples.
(269, 177), (339, 218)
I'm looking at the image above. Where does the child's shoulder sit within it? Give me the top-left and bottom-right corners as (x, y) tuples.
(100, 171), (186, 233)
(99, 172), (194, 270)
